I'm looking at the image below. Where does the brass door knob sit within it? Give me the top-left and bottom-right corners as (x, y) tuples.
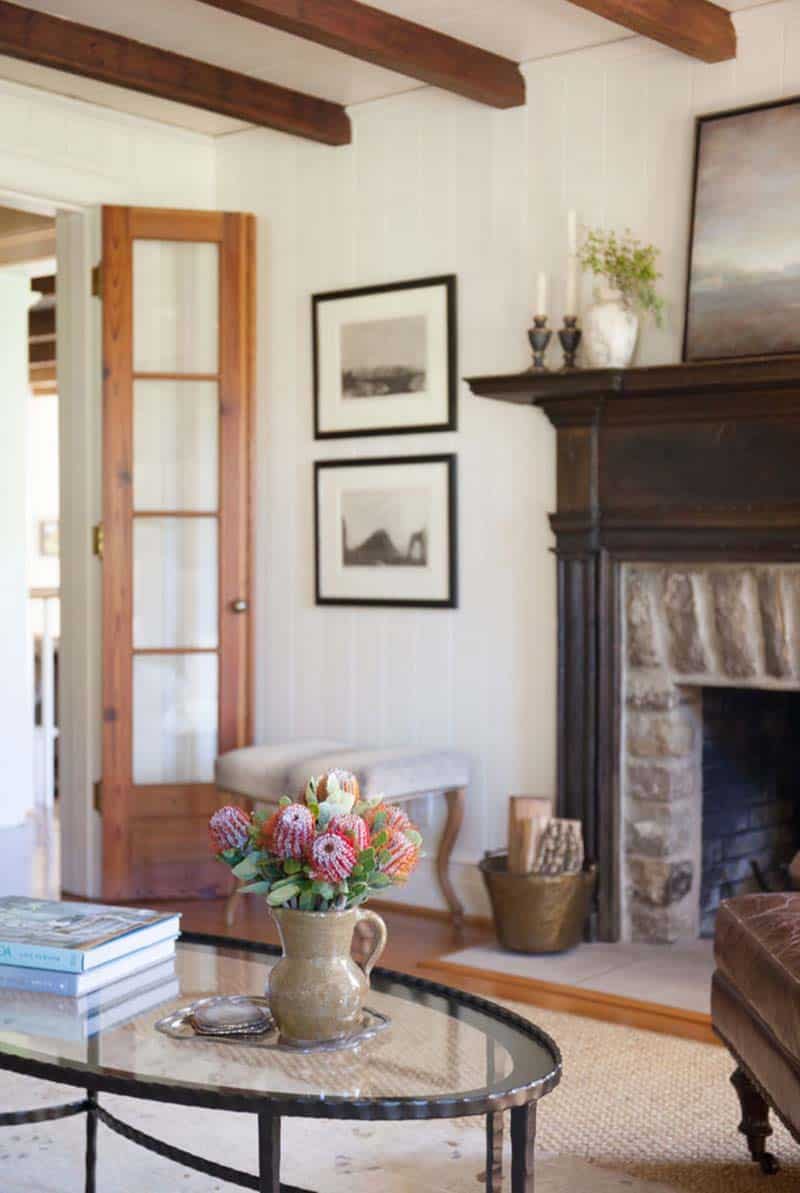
(231, 599), (249, 613)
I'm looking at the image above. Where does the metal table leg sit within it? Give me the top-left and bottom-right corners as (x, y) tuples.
(510, 1102), (537, 1193)
(259, 1110), (281, 1192)
(485, 1111), (504, 1191)
(85, 1090), (97, 1193)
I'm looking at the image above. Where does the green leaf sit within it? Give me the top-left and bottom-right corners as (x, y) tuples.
(253, 808), (270, 825)
(317, 803), (334, 830)
(232, 854), (260, 880)
(371, 812), (387, 832)
(283, 858), (302, 875)
(219, 848), (242, 866)
(267, 881), (302, 906)
(369, 873), (393, 889)
(299, 888), (316, 911)
(351, 864), (364, 879)
(404, 829), (422, 848)
(377, 849), (391, 866)
(238, 880), (272, 894)
(371, 830), (388, 849)
(278, 795), (293, 808)
(357, 848), (375, 870)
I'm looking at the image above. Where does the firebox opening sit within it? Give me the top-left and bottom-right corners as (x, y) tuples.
(700, 686), (800, 938)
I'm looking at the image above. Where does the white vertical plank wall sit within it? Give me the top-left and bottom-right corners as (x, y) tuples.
(216, 0), (800, 916)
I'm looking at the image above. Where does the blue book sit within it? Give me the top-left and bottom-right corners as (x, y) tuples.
(0, 897), (180, 974)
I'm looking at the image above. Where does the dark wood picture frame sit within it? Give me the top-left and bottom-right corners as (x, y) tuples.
(312, 274), (457, 439)
(314, 454), (458, 608)
(683, 94), (800, 363)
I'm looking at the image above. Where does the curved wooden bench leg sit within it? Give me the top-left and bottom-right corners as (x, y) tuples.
(437, 788), (466, 931)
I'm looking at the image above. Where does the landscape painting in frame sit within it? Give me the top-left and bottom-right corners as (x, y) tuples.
(315, 456), (457, 608)
(684, 97), (800, 361)
(313, 276), (456, 438)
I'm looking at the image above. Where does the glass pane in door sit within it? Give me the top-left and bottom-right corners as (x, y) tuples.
(133, 654), (218, 784)
(134, 380), (218, 511)
(133, 518), (218, 650)
(131, 236), (221, 787)
(133, 240), (219, 374)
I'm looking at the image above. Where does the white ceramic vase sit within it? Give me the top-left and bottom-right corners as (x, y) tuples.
(584, 286), (639, 368)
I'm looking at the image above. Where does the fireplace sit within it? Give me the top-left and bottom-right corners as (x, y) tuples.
(467, 355), (800, 943)
(700, 686), (800, 937)
(622, 563), (800, 941)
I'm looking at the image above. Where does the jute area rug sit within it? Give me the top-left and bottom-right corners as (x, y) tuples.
(1, 1001), (798, 1192)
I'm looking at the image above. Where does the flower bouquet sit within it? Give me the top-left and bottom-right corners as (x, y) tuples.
(209, 770), (422, 1044)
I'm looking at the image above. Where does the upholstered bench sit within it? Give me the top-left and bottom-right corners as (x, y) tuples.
(712, 892), (800, 1174)
(216, 742), (470, 929)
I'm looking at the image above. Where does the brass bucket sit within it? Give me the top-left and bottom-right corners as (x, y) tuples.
(479, 852), (596, 954)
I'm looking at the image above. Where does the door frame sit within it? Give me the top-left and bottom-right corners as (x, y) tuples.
(57, 206), (103, 897)
(0, 188), (100, 897)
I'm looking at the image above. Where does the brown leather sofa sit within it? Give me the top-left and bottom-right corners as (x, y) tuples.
(713, 892), (800, 1174)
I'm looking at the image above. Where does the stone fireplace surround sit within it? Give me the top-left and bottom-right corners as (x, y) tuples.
(623, 563), (800, 942)
(467, 355), (800, 943)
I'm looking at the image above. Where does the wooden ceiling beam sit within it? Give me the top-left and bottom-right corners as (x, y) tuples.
(195, 0), (525, 108)
(0, 0), (350, 145)
(564, 0), (736, 62)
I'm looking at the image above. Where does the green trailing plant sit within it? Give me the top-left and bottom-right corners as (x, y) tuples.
(578, 228), (664, 326)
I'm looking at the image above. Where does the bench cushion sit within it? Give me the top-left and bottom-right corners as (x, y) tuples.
(287, 747), (470, 802)
(215, 740), (347, 801)
(715, 892), (800, 1063)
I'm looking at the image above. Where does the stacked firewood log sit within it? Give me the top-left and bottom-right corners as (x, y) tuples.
(507, 796), (584, 877)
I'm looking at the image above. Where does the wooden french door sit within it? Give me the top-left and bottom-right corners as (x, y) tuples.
(101, 207), (255, 900)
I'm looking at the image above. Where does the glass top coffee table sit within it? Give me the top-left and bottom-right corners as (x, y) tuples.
(0, 933), (561, 1192)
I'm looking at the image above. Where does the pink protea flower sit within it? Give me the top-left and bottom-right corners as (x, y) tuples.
(381, 829), (420, 883)
(311, 831), (357, 883)
(209, 806), (251, 854)
(314, 769), (360, 804)
(330, 813), (369, 853)
(271, 802), (315, 859)
(365, 801), (412, 834)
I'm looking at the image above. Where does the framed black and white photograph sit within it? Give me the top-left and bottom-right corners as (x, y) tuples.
(684, 96), (800, 361)
(312, 275), (456, 439)
(315, 455), (457, 608)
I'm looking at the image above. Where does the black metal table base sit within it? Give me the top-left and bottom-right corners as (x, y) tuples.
(4, 1093), (539, 1192)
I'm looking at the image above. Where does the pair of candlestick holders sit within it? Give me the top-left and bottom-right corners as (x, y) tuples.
(529, 315), (581, 371)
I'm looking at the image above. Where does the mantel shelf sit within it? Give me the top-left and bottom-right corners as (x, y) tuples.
(465, 355), (800, 409)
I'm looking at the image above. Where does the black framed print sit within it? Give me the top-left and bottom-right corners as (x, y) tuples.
(312, 275), (457, 439)
(684, 96), (800, 362)
(315, 455), (457, 608)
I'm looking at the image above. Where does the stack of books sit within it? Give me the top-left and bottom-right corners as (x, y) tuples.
(0, 896), (180, 1039)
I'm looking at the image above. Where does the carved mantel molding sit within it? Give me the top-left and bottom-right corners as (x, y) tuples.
(467, 357), (800, 939)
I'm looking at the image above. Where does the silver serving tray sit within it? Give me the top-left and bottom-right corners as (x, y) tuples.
(155, 995), (390, 1053)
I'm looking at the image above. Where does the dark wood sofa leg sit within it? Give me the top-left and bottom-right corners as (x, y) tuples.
(731, 1066), (780, 1175)
(437, 788), (466, 932)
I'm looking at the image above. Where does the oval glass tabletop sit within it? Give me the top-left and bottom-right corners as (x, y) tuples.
(0, 934), (561, 1119)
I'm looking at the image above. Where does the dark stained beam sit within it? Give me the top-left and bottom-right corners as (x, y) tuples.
(195, 0), (525, 108)
(0, 0), (350, 145)
(564, 0), (736, 62)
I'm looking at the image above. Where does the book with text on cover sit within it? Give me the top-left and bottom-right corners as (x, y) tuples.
(0, 897), (180, 974)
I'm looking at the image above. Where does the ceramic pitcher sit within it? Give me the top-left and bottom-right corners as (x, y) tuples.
(268, 907), (387, 1045)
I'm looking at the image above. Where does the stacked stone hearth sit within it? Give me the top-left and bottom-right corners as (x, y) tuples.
(622, 564), (800, 942)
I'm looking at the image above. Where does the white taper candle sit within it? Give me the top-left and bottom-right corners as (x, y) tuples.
(536, 271), (548, 316)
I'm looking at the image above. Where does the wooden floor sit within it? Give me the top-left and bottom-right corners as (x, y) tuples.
(173, 895), (494, 972)
(171, 896), (716, 1044)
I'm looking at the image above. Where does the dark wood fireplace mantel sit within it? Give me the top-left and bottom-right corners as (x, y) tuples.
(466, 357), (800, 938)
